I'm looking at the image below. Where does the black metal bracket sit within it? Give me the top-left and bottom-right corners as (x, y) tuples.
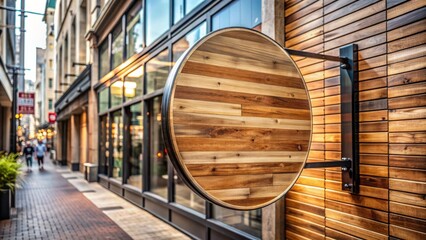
(288, 44), (359, 194)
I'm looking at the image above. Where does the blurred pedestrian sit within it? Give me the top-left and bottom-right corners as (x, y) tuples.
(35, 141), (47, 170)
(23, 142), (34, 172)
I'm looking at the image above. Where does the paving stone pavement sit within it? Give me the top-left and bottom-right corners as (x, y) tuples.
(0, 156), (190, 240)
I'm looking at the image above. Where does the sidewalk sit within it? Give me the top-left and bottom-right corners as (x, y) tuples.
(0, 156), (190, 240)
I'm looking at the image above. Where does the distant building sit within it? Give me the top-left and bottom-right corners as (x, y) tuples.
(53, 0), (90, 170)
(0, 0), (17, 151)
(35, 47), (46, 127)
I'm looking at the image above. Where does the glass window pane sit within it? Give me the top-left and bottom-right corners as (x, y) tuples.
(146, 49), (171, 94)
(99, 114), (109, 175)
(172, 22), (207, 63)
(127, 2), (144, 58)
(126, 103), (143, 188)
(173, 0), (184, 24)
(185, 0), (204, 15)
(112, 110), (123, 181)
(111, 80), (123, 107)
(98, 87), (109, 112)
(175, 169), (205, 213)
(214, 207), (262, 238)
(99, 40), (109, 78)
(146, 0), (170, 45)
(112, 24), (124, 69)
(124, 67), (143, 101)
(149, 97), (167, 199)
(212, 0), (261, 31)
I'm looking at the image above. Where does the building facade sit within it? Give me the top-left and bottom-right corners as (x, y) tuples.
(55, 0), (426, 239)
(0, 0), (17, 152)
(35, 47), (46, 127)
(54, 0), (91, 170)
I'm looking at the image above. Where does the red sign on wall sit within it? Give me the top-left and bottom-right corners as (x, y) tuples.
(48, 112), (57, 123)
(17, 92), (35, 114)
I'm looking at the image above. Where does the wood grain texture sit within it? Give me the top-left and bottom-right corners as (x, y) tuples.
(166, 28), (312, 210)
(284, 0), (425, 238)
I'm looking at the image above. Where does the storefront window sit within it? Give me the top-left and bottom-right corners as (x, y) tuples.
(98, 87), (109, 113)
(212, 0), (261, 31)
(112, 111), (123, 181)
(111, 80), (123, 108)
(124, 67), (143, 101)
(172, 22), (207, 213)
(126, 2), (144, 58)
(145, 49), (170, 94)
(174, 171), (205, 213)
(99, 40), (109, 78)
(99, 115), (109, 175)
(173, 0), (184, 24)
(126, 103), (143, 188)
(172, 22), (207, 63)
(214, 207), (262, 238)
(174, 0), (205, 24)
(146, 0), (170, 45)
(111, 23), (124, 69)
(186, 0), (204, 14)
(149, 97), (168, 199)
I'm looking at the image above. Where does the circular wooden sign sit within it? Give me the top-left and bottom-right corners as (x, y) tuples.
(162, 28), (312, 210)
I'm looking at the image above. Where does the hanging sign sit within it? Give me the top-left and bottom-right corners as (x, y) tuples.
(162, 28), (312, 210)
(48, 112), (57, 123)
(17, 92), (35, 114)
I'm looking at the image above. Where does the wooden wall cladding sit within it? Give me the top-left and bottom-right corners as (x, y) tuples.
(164, 29), (312, 210)
(284, 0), (425, 239)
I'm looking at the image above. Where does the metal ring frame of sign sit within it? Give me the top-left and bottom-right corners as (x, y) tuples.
(162, 27), (359, 210)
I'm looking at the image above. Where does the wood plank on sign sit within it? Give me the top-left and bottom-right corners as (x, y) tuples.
(174, 86), (311, 110)
(186, 162), (303, 176)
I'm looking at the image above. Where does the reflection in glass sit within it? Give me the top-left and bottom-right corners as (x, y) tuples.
(186, 0), (204, 14)
(214, 207), (262, 238)
(146, 49), (170, 94)
(99, 40), (109, 78)
(112, 24), (124, 69)
(125, 67), (143, 101)
(149, 97), (167, 199)
(212, 0), (261, 31)
(172, 22), (207, 63)
(127, 2), (144, 58)
(112, 111), (123, 181)
(171, 22), (207, 213)
(174, 0), (205, 24)
(98, 87), (109, 113)
(146, 0), (170, 45)
(174, 169), (205, 213)
(173, 0), (184, 24)
(110, 81), (123, 107)
(126, 103), (143, 188)
(99, 115), (109, 175)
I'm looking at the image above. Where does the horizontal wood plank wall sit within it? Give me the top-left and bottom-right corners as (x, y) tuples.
(284, 0), (326, 239)
(284, 0), (426, 239)
(387, 0), (426, 239)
